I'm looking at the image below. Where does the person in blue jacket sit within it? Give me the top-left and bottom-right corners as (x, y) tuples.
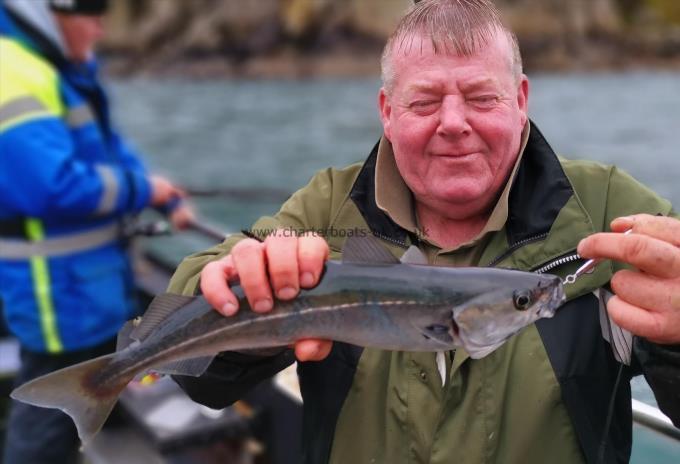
(0, 0), (194, 462)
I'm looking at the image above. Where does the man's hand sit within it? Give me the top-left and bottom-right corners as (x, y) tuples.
(149, 175), (186, 207)
(200, 230), (332, 361)
(169, 203), (195, 230)
(578, 214), (680, 344)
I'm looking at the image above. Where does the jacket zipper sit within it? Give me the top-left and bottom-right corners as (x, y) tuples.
(486, 233), (584, 275)
(372, 232), (408, 248)
(531, 253), (581, 274)
(487, 232), (549, 267)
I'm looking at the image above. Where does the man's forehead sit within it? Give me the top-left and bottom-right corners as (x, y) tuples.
(392, 30), (512, 63)
(404, 75), (502, 93)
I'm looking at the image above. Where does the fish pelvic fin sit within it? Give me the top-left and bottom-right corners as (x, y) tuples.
(10, 353), (132, 444)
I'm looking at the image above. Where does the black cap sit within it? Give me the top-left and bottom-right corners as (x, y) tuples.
(49, 0), (109, 16)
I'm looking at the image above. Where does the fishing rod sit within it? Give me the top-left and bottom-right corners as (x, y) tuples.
(183, 187), (291, 203)
(125, 218), (227, 242)
(185, 218), (228, 242)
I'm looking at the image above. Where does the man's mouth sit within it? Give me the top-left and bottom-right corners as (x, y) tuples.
(432, 151), (479, 159)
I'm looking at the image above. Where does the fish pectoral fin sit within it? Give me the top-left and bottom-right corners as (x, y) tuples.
(152, 355), (216, 377)
(130, 293), (196, 342)
(420, 323), (455, 345)
(342, 235), (400, 265)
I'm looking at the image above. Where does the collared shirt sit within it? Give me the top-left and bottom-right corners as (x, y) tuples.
(374, 123), (531, 265)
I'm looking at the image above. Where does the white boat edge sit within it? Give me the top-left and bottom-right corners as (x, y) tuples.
(632, 398), (680, 440)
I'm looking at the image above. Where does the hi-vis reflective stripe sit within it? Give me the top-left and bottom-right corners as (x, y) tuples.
(94, 165), (119, 215)
(0, 222), (122, 260)
(0, 96), (52, 131)
(66, 104), (95, 128)
(24, 219), (63, 353)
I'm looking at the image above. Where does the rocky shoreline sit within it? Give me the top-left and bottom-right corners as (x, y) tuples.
(100, 0), (680, 79)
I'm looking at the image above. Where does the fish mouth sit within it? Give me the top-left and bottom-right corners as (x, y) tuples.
(542, 281), (566, 316)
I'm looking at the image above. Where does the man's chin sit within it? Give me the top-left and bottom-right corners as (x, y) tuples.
(422, 187), (494, 215)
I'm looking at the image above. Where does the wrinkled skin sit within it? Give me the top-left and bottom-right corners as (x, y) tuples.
(378, 32), (528, 248)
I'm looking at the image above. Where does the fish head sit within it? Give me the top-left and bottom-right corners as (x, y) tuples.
(454, 272), (565, 358)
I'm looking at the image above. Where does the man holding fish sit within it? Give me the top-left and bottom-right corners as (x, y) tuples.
(169, 1), (680, 462)
(10, 0), (679, 463)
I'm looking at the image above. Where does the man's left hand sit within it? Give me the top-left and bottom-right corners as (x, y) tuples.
(169, 203), (195, 230)
(578, 214), (680, 345)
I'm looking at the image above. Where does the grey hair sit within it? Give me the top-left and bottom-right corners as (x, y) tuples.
(381, 0), (523, 94)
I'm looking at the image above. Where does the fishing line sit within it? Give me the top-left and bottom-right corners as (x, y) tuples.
(596, 362), (625, 464)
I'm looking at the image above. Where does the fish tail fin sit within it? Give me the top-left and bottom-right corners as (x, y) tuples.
(10, 352), (133, 444)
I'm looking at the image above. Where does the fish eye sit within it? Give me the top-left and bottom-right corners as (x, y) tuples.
(513, 290), (532, 311)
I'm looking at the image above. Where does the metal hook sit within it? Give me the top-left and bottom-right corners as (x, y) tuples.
(563, 229), (632, 285)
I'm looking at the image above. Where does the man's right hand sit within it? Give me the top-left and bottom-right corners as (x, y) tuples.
(149, 175), (186, 207)
(200, 230), (333, 362)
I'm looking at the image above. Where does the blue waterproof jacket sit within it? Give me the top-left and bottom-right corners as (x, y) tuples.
(0, 6), (152, 353)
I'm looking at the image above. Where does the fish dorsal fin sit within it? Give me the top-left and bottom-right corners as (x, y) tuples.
(130, 293), (196, 342)
(342, 235), (400, 265)
(400, 245), (428, 265)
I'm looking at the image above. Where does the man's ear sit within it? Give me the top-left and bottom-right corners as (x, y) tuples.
(517, 75), (529, 126)
(378, 88), (393, 140)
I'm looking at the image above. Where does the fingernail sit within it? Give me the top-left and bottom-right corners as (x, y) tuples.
(221, 302), (237, 315)
(577, 238), (588, 254)
(254, 299), (273, 313)
(614, 216), (634, 225)
(278, 286), (297, 300)
(300, 272), (315, 287)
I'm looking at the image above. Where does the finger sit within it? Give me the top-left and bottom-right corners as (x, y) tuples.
(606, 295), (675, 345)
(294, 339), (333, 361)
(578, 232), (680, 278)
(611, 214), (680, 247)
(610, 269), (680, 313)
(265, 230), (300, 300)
(298, 232), (330, 288)
(200, 256), (240, 316)
(231, 239), (273, 313)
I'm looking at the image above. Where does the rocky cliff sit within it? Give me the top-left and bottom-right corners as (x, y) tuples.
(100, 0), (680, 77)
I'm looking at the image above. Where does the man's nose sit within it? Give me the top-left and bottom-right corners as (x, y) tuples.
(436, 96), (471, 137)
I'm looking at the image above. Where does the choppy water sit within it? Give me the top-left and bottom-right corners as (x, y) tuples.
(111, 73), (679, 459)
(111, 71), (679, 224)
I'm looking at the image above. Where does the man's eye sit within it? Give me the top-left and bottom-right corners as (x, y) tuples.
(411, 100), (437, 108)
(409, 100), (439, 113)
(468, 96), (498, 107)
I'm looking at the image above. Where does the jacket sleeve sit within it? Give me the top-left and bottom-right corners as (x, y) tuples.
(633, 338), (680, 427)
(0, 118), (152, 220)
(169, 167), (345, 407)
(109, 130), (149, 176)
(603, 167), (680, 424)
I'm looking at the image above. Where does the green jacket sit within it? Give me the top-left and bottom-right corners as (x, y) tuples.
(170, 122), (680, 464)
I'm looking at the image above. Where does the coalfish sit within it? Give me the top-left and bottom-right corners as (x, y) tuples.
(11, 236), (565, 443)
